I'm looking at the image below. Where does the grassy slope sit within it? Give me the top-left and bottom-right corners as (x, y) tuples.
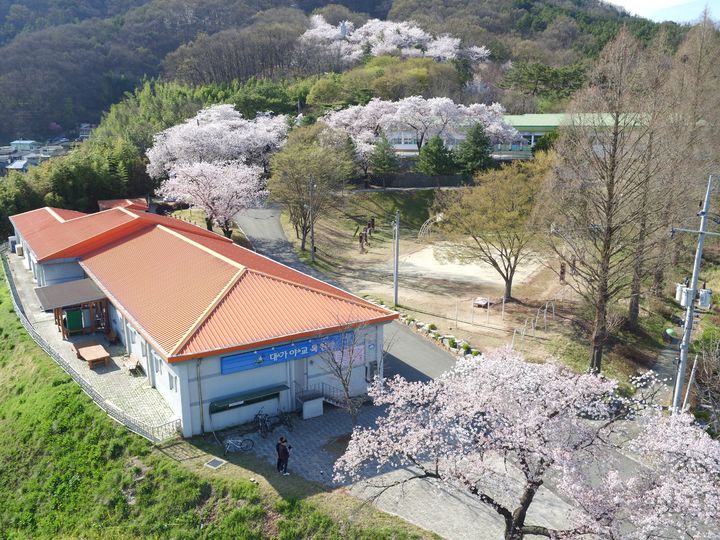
(0, 265), (426, 539)
(282, 189), (433, 269)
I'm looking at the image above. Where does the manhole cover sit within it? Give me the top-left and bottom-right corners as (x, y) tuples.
(204, 457), (226, 470)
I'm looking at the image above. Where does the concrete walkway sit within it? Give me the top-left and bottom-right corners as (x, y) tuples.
(5, 253), (176, 430)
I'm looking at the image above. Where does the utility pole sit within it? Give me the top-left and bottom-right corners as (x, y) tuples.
(309, 177), (315, 264)
(672, 175), (718, 411)
(393, 210), (400, 306)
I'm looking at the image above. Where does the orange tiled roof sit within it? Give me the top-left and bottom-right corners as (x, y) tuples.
(79, 226), (243, 356)
(12, 206), (397, 361)
(9, 206), (223, 262)
(10, 207), (137, 261)
(175, 269), (394, 359)
(74, 219), (396, 361)
(97, 198), (149, 212)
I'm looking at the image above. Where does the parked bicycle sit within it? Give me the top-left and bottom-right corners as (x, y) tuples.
(254, 408), (272, 438)
(223, 437), (254, 455)
(272, 411), (294, 432)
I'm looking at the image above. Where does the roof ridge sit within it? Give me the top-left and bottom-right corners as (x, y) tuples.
(79, 261), (171, 358)
(45, 207), (67, 223)
(116, 206), (138, 217)
(62, 207), (126, 223)
(157, 225), (245, 270)
(245, 268), (389, 313)
(170, 267), (247, 356)
(209, 235), (386, 308)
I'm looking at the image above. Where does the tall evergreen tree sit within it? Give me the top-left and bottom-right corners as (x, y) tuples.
(416, 136), (457, 176)
(454, 123), (493, 177)
(368, 134), (400, 187)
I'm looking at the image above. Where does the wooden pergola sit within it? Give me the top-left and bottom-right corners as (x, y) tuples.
(34, 279), (109, 339)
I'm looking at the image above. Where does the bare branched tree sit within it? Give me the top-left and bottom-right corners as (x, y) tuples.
(540, 29), (659, 372)
(318, 325), (371, 427)
(625, 33), (679, 328)
(698, 336), (720, 434)
(651, 14), (720, 294)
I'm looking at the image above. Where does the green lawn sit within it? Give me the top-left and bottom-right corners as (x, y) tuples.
(338, 190), (435, 235)
(0, 265), (428, 539)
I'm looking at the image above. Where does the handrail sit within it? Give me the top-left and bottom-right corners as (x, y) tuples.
(1, 250), (179, 444)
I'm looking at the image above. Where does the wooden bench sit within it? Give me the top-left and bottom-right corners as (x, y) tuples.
(70, 339), (99, 359)
(122, 355), (142, 375)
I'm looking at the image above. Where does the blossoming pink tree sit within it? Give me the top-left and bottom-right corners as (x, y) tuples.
(147, 105), (286, 233)
(299, 15), (489, 65)
(146, 104), (288, 178)
(157, 161), (265, 237)
(335, 349), (720, 540)
(321, 97), (517, 167)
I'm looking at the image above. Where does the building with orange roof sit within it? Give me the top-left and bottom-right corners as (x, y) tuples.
(97, 198), (149, 212)
(8, 206), (397, 436)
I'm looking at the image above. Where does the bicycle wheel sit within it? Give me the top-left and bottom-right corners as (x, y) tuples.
(240, 439), (254, 452)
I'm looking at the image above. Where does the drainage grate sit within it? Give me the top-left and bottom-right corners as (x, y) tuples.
(204, 457), (227, 470)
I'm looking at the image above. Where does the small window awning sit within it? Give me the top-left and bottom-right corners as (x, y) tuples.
(209, 384), (289, 414)
(35, 278), (105, 311)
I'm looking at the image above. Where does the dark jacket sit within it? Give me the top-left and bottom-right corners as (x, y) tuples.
(278, 443), (290, 460)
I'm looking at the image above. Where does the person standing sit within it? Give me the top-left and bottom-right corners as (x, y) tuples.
(275, 437), (284, 474)
(276, 436), (291, 475)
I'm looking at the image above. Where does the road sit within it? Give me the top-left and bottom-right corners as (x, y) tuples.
(235, 206), (457, 383)
(235, 206), (652, 540)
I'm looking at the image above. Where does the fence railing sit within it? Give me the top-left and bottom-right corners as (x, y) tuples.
(293, 380), (346, 408)
(0, 246), (180, 444)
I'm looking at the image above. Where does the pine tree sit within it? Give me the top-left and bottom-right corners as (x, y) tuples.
(415, 136), (457, 176)
(368, 134), (400, 187)
(454, 122), (493, 177)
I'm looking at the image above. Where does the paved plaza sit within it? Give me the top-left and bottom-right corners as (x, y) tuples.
(6, 253), (176, 429)
(232, 401), (579, 540)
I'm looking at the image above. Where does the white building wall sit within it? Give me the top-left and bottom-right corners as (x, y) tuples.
(107, 302), (183, 421)
(106, 296), (387, 438)
(175, 323), (386, 437)
(40, 259), (85, 286)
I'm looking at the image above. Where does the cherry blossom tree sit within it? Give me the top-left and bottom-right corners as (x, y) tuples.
(299, 15), (489, 65)
(157, 161), (265, 237)
(321, 97), (517, 166)
(146, 105), (286, 234)
(335, 349), (720, 540)
(146, 104), (288, 178)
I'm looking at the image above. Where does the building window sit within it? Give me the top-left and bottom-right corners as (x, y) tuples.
(155, 353), (162, 374)
(168, 372), (175, 391)
(130, 330), (136, 345)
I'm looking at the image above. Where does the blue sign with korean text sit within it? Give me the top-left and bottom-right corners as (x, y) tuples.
(221, 332), (354, 375)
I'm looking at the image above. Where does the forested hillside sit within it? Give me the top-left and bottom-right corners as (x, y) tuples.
(0, 0), (687, 141)
(0, 0), (149, 45)
(0, 0), (289, 140)
(389, 0), (685, 61)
